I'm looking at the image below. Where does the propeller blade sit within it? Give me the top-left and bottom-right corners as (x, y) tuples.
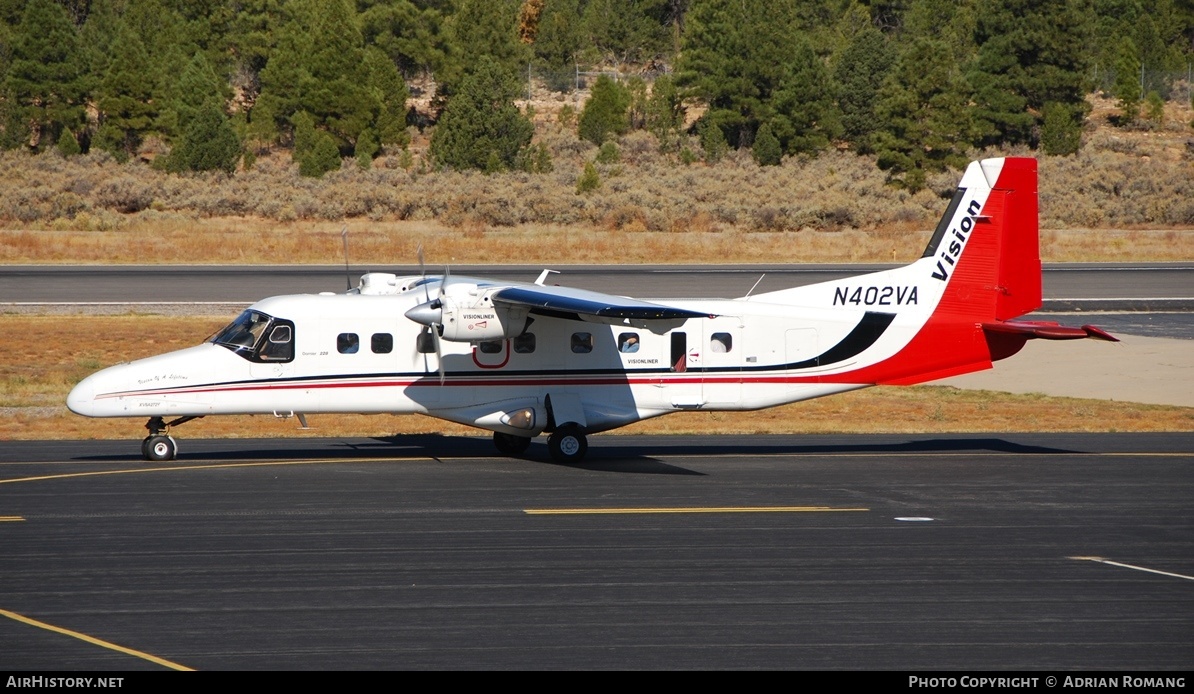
(433, 323), (445, 385)
(416, 244), (430, 302)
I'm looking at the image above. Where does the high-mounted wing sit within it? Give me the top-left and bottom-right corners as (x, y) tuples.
(491, 285), (710, 322)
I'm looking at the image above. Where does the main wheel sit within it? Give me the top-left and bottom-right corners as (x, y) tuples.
(493, 431), (532, 456)
(144, 435), (177, 462)
(548, 424), (587, 464)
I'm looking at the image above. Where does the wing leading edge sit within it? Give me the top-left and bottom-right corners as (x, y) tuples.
(492, 285), (710, 321)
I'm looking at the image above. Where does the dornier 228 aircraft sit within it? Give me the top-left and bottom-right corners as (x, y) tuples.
(68, 157), (1117, 463)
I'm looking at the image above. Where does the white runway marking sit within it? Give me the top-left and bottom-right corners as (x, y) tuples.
(1071, 556), (1194, 581)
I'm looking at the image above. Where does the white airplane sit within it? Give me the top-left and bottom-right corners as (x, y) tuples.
(68, 157), (1117, 463)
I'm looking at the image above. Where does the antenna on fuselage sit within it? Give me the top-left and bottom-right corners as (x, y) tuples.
(341, 225), (351, 290)
(744, 273), (766, 298)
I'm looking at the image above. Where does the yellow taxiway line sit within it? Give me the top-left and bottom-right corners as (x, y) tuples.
(524, 506), (869, 515)
(0, 608), (194, 671)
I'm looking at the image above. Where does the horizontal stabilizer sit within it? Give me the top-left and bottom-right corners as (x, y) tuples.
(983, 320), (1119, 342)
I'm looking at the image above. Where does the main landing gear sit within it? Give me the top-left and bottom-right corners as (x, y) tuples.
(141, 415), (202, 462)
(491, 424), (589, 464)
(547, 424), (587, 464)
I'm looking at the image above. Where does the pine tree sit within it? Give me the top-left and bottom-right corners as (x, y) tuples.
(678, 0), (798, 148)
(576, 160), (601, 193)
(833, 25), (895, 153)
(1144, 90), (1165, 126)
(429, 56), (534, 171)
(751, 123), (782, 166)
(968, 0), (1094, 148)
(2, 0), (89, 152)
(873, 37), (975, 191)
(57, 128), (81, 157)
(169, 97), (241, 174)
(697, 117), (728, 163)
(1113, 36), (1142, 125)
(357, 0), (448, 77)
(532, 0), (583, 90)
(257, 0), (372, 150)
(1040, 102), (1082, 155)
(362, 45), (411, 150)
(303, 132), (342, 178)
(578, 75), (631, 146)
(293, 111), (341, 178)
(645, 74), (685, 152)
(581, 0), (670, 67)
(93, 20), (157, 162)
(163, 53), (226, 140)
(438, 0), (527, 101)
(769, 34), (842, 156)
(678, 0), (838, 155)
(356, 128), (379, 169)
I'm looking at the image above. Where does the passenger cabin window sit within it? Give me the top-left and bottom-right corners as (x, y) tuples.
(710, 332), (732, 353)
(371, 333), (393, 354)
(338, 333), (359, 354)
(513, 333), (536, 354)
(478, 340), (502, 354)
(210, 310), (294, 364)
(618, 333), (640, 353)
(571, 332), (593, 354)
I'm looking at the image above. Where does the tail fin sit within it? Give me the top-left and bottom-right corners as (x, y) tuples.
(746, 157), (1113, 386)
(844, 157), (1113, 385)
(920, 157), (1041, 323)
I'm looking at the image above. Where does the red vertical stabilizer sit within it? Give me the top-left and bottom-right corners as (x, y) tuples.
(989, 158), (1041, 320)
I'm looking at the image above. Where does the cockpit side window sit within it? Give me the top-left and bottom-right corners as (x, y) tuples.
(257, 323), (294, 362)
(211, 310), (295, 363)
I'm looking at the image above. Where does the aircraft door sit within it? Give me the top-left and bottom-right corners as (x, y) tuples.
(666, 326), (703, 409)
(702, 317), (742, 405)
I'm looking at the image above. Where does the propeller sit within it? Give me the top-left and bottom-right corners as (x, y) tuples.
(406, 246), (447, 384)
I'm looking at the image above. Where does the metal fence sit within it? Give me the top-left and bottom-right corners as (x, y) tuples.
(1090, 63), (1194, 103)
(523, 63), (673, 97)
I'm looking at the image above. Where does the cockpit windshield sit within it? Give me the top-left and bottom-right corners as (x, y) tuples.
(210, 310), (294, 362)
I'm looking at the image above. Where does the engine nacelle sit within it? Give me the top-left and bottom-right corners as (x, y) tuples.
(437, 297), (530, 342)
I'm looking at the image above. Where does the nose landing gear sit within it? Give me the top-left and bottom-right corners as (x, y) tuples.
(141, 415), (202, 462)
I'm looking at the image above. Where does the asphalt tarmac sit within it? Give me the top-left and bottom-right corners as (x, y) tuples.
(1, 433), (1191, 671)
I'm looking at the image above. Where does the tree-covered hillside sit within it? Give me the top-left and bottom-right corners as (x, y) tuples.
(0, 0), (1191, 189)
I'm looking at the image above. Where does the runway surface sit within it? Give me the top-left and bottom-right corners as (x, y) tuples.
(1, 433), (1191, 671)
(3, 262), (1192, 309)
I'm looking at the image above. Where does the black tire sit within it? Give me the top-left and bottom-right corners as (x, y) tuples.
(493, 431), (532, 456)
(144, 435), (177, 462)
(548, 424), (587, 464)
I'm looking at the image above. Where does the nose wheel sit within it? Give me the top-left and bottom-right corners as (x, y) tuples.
(142, 435), (178, 462)
(141, 415), (200, 462)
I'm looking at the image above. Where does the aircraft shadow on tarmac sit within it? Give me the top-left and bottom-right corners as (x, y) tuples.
(73, 434), (1080, 476)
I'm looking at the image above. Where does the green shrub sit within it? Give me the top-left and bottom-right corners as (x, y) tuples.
(578, 75), (630, 146)
(576, 160), (600, 194)
(596, 141), (620, 164)
(751, 123), (782, 166)
(1041, 102), (1081, 156)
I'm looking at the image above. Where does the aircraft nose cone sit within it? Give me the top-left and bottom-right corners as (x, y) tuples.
(66, 374), (97, 416)
(405, 301), (442, 327)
